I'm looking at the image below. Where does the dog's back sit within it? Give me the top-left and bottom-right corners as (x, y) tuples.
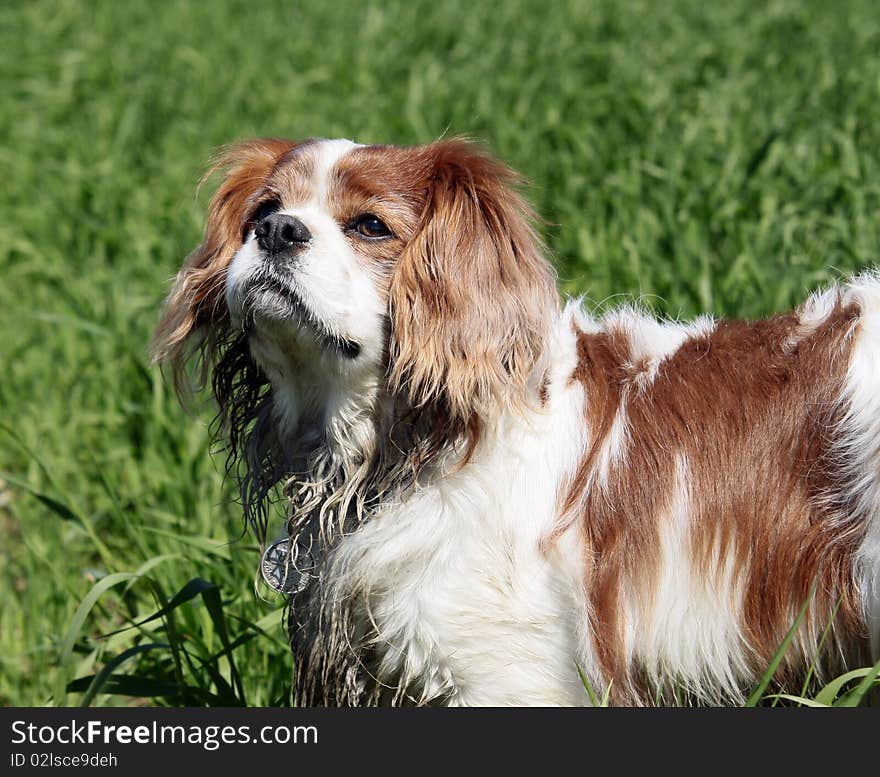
(290, 279), (880, 706)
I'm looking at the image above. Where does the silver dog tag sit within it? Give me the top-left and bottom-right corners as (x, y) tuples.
(260, 537), (313, 595)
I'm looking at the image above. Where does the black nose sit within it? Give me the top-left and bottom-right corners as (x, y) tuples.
(255, 213), (312, 254)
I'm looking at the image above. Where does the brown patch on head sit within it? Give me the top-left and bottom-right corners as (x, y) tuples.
(562, 303), (866, 703)
(326, 145), (433, 291)
(329, 144), (431, 238)
(263, 143), (319, 211)
(150, 137), (306, 392)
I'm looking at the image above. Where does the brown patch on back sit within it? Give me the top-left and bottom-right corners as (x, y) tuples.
(562, 303), (866, 703)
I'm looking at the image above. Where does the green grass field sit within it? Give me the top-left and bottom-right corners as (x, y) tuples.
(2, 0), (880, 707)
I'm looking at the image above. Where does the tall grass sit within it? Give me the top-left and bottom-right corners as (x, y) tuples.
(2, 0), (880, 706)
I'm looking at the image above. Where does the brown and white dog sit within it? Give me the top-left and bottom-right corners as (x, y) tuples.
(153, 137), (880, 706)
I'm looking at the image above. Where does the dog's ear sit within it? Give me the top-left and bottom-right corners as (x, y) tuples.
(388, 139), (558, 428)
(151, 138), (296, 394)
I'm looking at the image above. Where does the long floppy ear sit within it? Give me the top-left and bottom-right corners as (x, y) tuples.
(388, 140), (558, 428)
(151, 138), (296, 394)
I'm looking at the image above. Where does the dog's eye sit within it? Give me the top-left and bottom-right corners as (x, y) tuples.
(242, 198), (283, 241)
(251, 198), (282, 224)
(353, 214), (391, 239)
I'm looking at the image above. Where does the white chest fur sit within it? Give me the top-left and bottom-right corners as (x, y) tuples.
(329, 478), (587, 705)
(322, 347), (592, 705)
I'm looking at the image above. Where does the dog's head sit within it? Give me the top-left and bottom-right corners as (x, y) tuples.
(152, 138), (557, 528)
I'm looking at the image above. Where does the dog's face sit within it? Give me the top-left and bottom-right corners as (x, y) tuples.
(153, 138), (557, 462)
(227, 139), (405, 381)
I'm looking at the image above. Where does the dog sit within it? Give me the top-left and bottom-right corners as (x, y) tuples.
(152, 137), (879, 706)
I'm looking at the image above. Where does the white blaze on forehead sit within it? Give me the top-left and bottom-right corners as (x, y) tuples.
(309, 138), (362, 205)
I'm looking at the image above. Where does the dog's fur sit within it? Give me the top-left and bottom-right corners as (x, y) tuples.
(153, 137), (880, 705)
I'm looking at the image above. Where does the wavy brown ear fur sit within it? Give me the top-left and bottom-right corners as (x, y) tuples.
(150, 138), (297, 395)
(388, 140), (559, 431)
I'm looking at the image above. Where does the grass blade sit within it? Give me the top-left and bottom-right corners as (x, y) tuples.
(833, 655), (880, 707)
(813, 666), (877, 706)
(74, 643), (169, 707)
(576, 663), (602, 707)
(746, 582), (817, 707)
(54, 572), (139, 705)
(0, 470), (115, 567)
(761, 693), (829, 708)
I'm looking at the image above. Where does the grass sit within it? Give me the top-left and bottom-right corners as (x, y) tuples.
(1, 0), (880, 706)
